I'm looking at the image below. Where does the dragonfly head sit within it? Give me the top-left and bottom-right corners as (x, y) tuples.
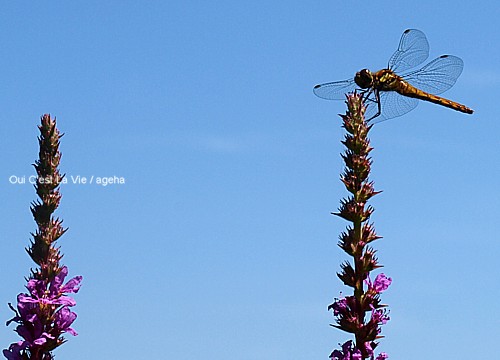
(354, 69), (373, 89)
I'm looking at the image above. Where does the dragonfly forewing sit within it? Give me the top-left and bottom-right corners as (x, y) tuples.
(313, 79), (357, 100)
(388, 29), (429, 73)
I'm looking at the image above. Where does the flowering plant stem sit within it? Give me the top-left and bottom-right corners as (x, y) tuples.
(329, 94), (390, 360)
(4, 115), (82, 360)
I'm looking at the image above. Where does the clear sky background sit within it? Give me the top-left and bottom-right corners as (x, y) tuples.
(0, 1), (498, 359)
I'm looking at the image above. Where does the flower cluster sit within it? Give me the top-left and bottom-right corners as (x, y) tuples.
(329, 94), (390, 359)
(4, 267), (82, 360)
(4, 115), (82, 360)
(330, 340), (388, 360)
(329, 274), (391, 359)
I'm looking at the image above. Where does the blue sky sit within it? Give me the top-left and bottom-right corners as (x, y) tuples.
(0, 1), (498, 359)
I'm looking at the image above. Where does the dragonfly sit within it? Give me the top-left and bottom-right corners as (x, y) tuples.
(313, 29), (473, 122)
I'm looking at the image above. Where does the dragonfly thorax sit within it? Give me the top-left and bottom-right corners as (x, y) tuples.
(354, 69), (373, 89)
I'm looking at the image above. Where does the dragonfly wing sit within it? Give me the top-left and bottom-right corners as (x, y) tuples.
(388, 29), (430, 73)
(313, 79), (357, 100)
(367, 91), (419, 123)
(401, 55), (464, 95)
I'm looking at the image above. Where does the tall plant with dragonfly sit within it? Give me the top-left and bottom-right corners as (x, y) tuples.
(315, 29), (474, 360)
(327, 94), (390, 360)
(3, 114), (82, 360)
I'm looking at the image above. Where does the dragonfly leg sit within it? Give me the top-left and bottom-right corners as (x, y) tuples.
(365, 89), (381, 122)
(359, 89), (371, 99)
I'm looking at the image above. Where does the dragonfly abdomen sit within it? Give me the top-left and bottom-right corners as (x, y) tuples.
(397, 80), (473, 115)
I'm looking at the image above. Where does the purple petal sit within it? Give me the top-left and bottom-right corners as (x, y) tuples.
(33, 337), (47, 346)
(341, 340), (353, 353)
(18, 293), (38, 304)
(27, 279), (48, 298)
(65, 327), (78, 336)
(15, 325), (31, 341)
(3, 342), (27, 360)
(60, 276), (83, 294)
(373, 273), (392, 292)
(55, 306), (77, 330)
(53, 295), (77, 307)
(352, 350), (362, 360)
(26, 279), (38, 293)
(363, 342), (374, 356)
(49, 266), (68, 294)
(2, 349), (20, 360)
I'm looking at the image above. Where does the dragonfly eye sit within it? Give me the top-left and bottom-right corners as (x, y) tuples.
(354, 69), (373, 89)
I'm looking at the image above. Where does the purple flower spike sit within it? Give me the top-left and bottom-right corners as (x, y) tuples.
(327, 95), (391, 360)
(4, 115), (83, 359)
